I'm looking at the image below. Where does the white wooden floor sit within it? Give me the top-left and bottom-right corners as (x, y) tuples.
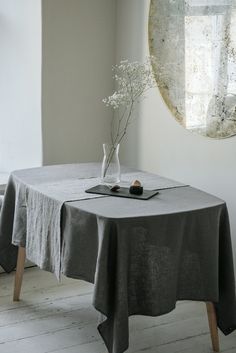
(0, 268), (236, 353)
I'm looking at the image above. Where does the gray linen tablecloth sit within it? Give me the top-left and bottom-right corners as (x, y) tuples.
(0, 163), (236, 353)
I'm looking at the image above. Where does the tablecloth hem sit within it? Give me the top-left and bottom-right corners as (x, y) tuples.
(61, 271), (95, 284)
(219, 324), (236, 335)
(94, 296), (235, 353)
(0, 243), (18, 273)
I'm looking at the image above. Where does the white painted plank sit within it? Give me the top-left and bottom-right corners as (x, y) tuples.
(0, 268), (235, 353)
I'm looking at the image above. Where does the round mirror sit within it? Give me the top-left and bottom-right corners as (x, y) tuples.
(149, 0), (236, 138)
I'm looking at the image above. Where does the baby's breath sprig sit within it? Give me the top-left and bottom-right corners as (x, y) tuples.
(102, 57), (156, 177)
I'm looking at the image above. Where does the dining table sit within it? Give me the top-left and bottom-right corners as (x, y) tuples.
(0, 162), (236, 353)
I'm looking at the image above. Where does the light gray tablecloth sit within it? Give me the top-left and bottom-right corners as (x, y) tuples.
(0, 163), (236, 353)
(26, 177), (105, 279)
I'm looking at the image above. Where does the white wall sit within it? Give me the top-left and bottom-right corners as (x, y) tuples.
(117, 0), (236, 268)
(0, 0), (42, 172)
(41, 0), (115, 165)
(0, 0), (116, 169)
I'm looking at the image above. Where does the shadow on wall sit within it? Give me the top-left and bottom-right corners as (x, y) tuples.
(116, 0), (148, 168)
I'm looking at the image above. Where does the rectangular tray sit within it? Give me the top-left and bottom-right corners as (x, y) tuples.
(85, 184), (159, 200)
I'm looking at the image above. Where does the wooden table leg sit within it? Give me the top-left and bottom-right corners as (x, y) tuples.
(206, 302), (220, 352)
(13, 246), (26, 302)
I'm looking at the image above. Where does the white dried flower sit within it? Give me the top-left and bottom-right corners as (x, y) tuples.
(103, 57), (156, 112)
(102, 57), (157, 174)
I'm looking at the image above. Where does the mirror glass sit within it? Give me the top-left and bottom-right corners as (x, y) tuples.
(149, 0), (236, 138)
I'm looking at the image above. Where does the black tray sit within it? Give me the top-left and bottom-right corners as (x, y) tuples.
(85, 184), (159, 200)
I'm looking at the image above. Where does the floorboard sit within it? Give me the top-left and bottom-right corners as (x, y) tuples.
(0, 268), (235, 353)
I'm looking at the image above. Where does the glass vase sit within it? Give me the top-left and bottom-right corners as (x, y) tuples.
(101, 143), (120, 184)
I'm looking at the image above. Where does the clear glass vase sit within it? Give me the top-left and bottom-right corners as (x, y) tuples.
(101, 143), (121, 184)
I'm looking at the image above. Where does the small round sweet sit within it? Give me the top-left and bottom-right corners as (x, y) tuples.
(110, 184), (120, 192)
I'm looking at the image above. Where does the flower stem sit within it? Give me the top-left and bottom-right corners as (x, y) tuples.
(102, 145), (117, 178)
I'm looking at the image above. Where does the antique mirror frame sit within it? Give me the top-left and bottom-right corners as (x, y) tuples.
(149, 0), (236, 138)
